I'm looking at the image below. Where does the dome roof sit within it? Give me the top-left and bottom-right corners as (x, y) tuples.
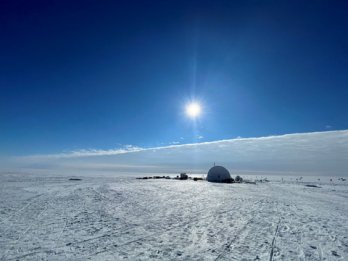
(207, 166), (232, 183)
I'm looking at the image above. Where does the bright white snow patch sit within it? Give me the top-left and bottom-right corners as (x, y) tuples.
(0, 174), (347, 260)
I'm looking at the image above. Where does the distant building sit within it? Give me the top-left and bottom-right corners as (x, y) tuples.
(180, 173), (188, 180)
(207, 166), (233, 183)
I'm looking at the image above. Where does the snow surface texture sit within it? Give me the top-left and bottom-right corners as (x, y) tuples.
(0, 174), (347, 260)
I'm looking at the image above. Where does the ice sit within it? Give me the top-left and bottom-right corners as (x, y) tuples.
(0, 173), (347, 260)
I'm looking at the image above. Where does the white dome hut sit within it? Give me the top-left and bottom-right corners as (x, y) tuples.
(207, 166), (233, 183)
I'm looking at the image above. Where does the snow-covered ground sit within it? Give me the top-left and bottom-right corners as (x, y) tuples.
(0, 173), (347, 260)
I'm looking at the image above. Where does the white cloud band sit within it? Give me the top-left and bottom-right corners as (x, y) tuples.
(3, 130), (348, 176)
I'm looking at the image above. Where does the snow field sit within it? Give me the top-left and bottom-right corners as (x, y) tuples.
(0, 174), (347, 260)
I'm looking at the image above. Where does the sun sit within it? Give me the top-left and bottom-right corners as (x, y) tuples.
(186, 102), (201, 118)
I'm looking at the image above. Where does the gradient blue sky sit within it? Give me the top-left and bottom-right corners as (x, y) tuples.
(1, 0), (347, 156)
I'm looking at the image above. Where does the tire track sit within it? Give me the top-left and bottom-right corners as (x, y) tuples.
(89, 199), (265, 259)
(269, 217), (282, 261)
(214, 200), (265, 261)
(0, 186), (74, 261)
(0, 193), (43, 226)
(1, 199), (52, 261)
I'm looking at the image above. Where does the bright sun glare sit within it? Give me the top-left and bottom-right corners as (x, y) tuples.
(186, 102), (201, 118)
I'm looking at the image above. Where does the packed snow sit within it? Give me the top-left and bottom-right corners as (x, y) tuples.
(0, 173), (347, 260)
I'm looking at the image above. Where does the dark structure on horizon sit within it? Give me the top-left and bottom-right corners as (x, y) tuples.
(206, 166), (234, 183)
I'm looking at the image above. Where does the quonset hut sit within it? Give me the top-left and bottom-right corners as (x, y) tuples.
(207, 166), (234, 183)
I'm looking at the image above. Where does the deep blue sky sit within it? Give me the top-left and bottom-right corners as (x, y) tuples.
(1, 0), (347, 156)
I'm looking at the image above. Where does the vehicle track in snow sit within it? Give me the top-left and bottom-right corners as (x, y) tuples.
(269, 217), (282, 261)
(214, 215), (257, 261)
(87, 199), (262, 259)
(0, 193), (43, 227)
(1, 184), (82, 260)
(1, 197), (53, 260)
(213, 198), (279, 261)
(1, 177), (347, 260)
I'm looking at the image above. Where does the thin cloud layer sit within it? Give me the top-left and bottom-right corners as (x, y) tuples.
(4, 130), (348, 176)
